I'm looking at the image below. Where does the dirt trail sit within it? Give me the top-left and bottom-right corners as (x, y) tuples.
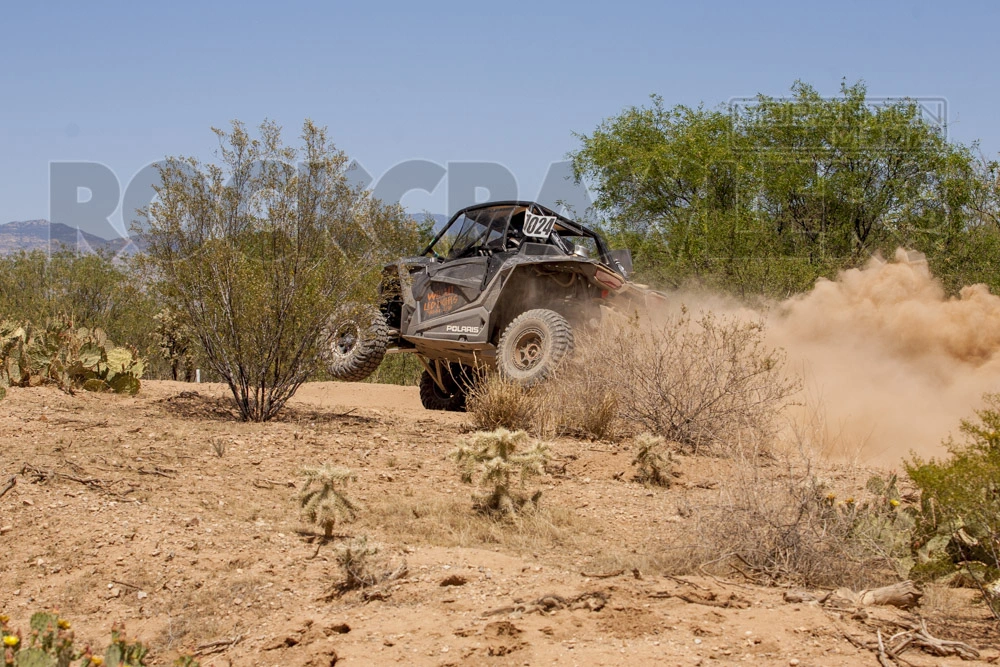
(0, 381), (995, 665)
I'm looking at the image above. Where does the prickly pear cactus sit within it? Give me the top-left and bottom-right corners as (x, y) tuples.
(12, 648), (57, 667)
(0, 318), (145, 395)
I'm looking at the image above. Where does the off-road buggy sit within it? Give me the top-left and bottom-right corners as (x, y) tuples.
(324, 201), (664, 410)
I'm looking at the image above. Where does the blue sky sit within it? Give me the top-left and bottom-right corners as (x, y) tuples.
(1, 0), (997, 235)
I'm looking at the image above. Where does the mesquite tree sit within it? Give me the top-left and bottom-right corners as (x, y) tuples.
(139, 120), (419, 420)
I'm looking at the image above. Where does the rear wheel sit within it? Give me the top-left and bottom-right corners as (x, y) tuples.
(419, 367), (468, 412)
(497, 308), (574, 387)
(322, 305), (388, 382)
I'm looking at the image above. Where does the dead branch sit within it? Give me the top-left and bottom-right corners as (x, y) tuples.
(0, 475), (16, 500)
(794, 581), (922, 611)
(135, 466), (175, 478)
(195, 633), (245, 656)
(858, 581), (923, 610)
(849, 619), (980, 663)
(663, 574), (712, 591)
(649, 589), (751, 609)
(876, 630), (896, 667)
(20, 463), (107, 491)
(580, 569), (624, 579)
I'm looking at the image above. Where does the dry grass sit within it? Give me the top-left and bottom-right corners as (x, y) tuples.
(465, 374), (544, 432)
(363, 495), (586, 555)
(680, 442), (908, 589)
(468, 310), (798, 456)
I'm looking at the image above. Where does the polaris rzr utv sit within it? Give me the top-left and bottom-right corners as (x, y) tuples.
(323, 201), (664, 411)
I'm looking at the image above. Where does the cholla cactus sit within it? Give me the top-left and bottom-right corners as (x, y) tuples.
(297, 465), (358, 537)
(153, 308), (195, 382)
(451, 428), (549, 514)
(632, 433), (674, 487)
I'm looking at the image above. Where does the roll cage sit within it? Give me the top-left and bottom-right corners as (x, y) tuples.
(420, 201), (621, 273)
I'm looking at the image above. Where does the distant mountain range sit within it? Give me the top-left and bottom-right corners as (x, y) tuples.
(0, 220), (142, 255)
(0, 214), (453, 256)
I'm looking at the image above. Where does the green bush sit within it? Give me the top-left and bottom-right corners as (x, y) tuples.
(906, 394), (1000, 614)
(139, 120), (423, 421)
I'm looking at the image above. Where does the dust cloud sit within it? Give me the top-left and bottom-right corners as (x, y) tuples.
(767, 249), (1000, 464)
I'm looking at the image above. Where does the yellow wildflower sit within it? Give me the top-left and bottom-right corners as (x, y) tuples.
(57, 619), (71, 630)
(889, 499), (900, 507)
(3, 635), (19, 647)
(90, 657), (105, 666)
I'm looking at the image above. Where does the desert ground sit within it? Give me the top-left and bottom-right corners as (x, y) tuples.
(1, 380), (996, 666)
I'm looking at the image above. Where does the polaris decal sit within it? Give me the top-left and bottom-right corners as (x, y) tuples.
(523, 211), (557, 239)
(445, 325), (481, 334)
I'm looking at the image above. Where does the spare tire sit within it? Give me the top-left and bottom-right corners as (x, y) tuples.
(322, 304), (388, 382)
(497, 308), (574, 387)
(419, 368), (468, 412)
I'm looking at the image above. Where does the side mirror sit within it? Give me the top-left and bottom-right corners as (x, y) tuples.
(608, 249), (633, 278)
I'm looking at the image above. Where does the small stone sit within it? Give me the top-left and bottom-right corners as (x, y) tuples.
(137, 591), (148, 600)
(789, 660), (800, 666)
(694, 638), (702, 645)
(0, 525), (12, 535)
(110, 588), (121, 598)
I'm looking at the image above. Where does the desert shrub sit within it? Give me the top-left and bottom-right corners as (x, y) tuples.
(152, 308), (195, 382)
(906, 394), (1000, 615)
(297, 465), (359, 538)
(465, 374), (544, 432)
(451, 429), (549, 515)
(0, 613), (193, 666)
(139, 119), (423, 421)
(631, 433), (675, 486)
(0, 318), (145, 395)
(540, 360), (620, 440)
(574, 311), (799, 455)
(689, 448), (912, 588)
(466, 369), (618, 440)
(335, 535), (383, 589)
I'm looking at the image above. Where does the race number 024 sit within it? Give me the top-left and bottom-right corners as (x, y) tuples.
(523, 212), (556, 239)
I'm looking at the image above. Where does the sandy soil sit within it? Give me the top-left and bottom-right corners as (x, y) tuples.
(0, 381), (996, 666)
